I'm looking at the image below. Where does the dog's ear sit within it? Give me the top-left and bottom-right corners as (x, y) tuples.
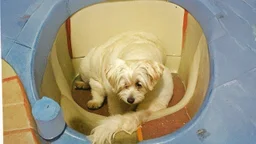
(141, 60), (165, 91)
(105, 59), (126, 92)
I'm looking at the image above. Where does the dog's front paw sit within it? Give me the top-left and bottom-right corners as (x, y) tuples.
(74, 80), (90, 90)
(90, 121), (120, 144)
(87, 100), (103, 109)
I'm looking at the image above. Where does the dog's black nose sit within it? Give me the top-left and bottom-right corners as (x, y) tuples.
(127, 97), (135, 104)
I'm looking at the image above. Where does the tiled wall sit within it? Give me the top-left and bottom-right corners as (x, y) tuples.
(2, 60), (40, 144)
(69, 1), (185, 73)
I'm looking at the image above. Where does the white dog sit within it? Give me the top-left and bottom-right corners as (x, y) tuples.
(76, 32), (173, 144)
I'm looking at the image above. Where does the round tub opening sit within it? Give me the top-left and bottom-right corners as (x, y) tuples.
(38, 1), (209, 143)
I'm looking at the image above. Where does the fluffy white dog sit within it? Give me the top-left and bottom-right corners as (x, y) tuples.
(76, 32), (173, 144)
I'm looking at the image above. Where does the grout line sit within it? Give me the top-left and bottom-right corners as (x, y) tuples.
(14, 41), (32, 49)
(2, 76), (18, 83)
(3, 102), (24, 107)
(166, 55), (181, 57)
(72, 55), (181, 59)
(72, 56), (86, 59)
(4, 127), (33, 135)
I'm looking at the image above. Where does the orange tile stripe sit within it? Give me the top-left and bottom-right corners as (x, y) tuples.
(137, 126), (143, 142)
(66, 18), (73, 58)
(4, 127), (33, 135)
(30, 128), (41, 144)
(182, 10), (188, 49)
(2, 76), (18, 83)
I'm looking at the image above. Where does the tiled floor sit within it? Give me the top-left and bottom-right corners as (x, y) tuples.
(2, 60), (39, 144)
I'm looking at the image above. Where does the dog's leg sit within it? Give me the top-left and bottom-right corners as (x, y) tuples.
(87, 78), (106, 109)
(89, 110), (152, 144)
(74, 80), (90, 90)
(74, 75), (90, 90)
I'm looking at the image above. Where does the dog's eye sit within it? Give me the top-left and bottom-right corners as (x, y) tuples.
(125, 84), (129, 89)
(135, 82), (142, 88)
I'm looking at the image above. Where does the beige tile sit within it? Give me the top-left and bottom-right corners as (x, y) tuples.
(165, 56), (181, 73)
(72, 58), (82, 74)
(71, 1), (183, 58)
(2, 60), (16, 79)
(3, 104), (32, 132)
(3, 78), (24, 106)
(4, 130), (39, 144)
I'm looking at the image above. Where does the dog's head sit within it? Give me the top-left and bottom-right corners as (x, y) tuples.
(105, 59), (164, 105)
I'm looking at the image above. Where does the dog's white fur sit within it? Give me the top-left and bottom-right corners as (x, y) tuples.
(78, 32), (173, 144)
